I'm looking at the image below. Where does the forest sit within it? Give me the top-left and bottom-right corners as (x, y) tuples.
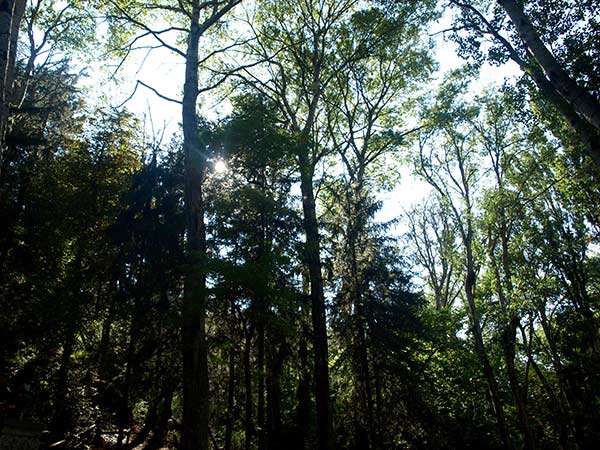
(0, 1), (599, 449)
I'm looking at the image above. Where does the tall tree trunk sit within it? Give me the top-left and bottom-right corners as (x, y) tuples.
(452, 148), (511, 450)
(267, 341), (285, 450)
(497, 0), (600, 136)
(52, 325), (76, 439)
(464, 239), (511, 450)
(244, 324), (254, 450)
(348, 211), (373, 450)
(372, 352), (383, 450)
(502, 317), (535, 450)
(537, 304), (590, 448)
(298, 153), (331, 450)
(4, 0), (22, 102)
(145, 385), (174, 450)
(179, 4), (241, 448)
(352, 316), (373, 450)
(98, 291), (116, 377)
(489, 211), (536, 450)
(296, 327), (311, 450)
(257, 313), (266, 450)
(181, 3), (208, 450)
(255, 170), (268, 450)
(526, 344), (572, 449)
(225, 342), (235, 450)
(0, 0), (25, 179)
(117, 312), (139, 449)
(95, 284), (117, 443)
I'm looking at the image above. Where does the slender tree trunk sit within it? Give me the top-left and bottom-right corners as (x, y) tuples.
(537, 305), (592, 448)
(257, 313), (266, 450)
(145, 386), (174, 450)
(298, 153), (331, 450)
(348, 213), (373, 450)
(98, 276), (119, 380)
(503, 317), (535, 450)
(267, 341), (284, 450)
(527, 351), (571, 449)
(98, 302), (115, 375)
(296, 328), (311, 450)
(52, 325), (76, 439)
(255, 169), (268, 450)
(244, 323), (254, 450)
(371, 352), (383, 450)
(489, 213), (536, 450)
(181, 3), (209, 450)
(225, 340), (236, 450)
(0, 1), (13, 100)
(451, 149), (511, 450)
(352, 316), (373, 450)
(117, 312), (139, 449)
(464, 239), (511, 450)
(4, 0), (22, 102)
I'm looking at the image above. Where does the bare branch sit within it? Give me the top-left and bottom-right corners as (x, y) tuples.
(118, 80), (182, 108)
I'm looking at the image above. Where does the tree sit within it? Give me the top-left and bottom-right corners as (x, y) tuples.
(475, 93), (536, 450)
(448, 0), (600, 166)
(415, 73), (511, 450)
(0, 0), (26, 175)
(207, 94), (301, 450)
(506, 138), (600, 448)
(0, 0), (98, 181)
(407, 197), (461, 310)
(236, 2), (361, 446)
(103, 2), (242, 448)
(321, 8), (434, 445)
(234, 2), (437, 447)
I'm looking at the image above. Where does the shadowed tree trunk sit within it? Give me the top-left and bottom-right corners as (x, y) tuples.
(298, 153), (331, 450)
(181, 3), (208, 450)
(464, 238), (511, 450)
(0, 0), (25, 179)
(145, 385), (174, 450)
(225, 341), (236, 450)
(257, 308), (266, 450)
(117, 305), (142, 449)
(180, 4), (240, 449)
(267, 341), (286, 450)
(419, 138), (511, 450)
(296, 324), (311, 450)
(52, 324), (76, 439)
(243, 321), (254, 450)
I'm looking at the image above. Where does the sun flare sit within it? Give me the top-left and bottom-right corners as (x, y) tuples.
(214, 159), (227, 174)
